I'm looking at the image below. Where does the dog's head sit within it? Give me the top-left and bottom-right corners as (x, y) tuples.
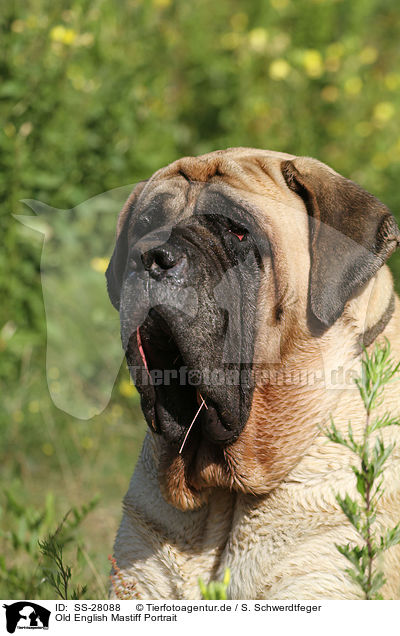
(106, 148), (400, 509)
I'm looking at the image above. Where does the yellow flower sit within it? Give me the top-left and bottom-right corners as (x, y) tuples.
(248, 28), (268, 53)
(270, 0), (289, 8)
(50, 25), (65, 41)
(326, 42), (344, 58)
(42, 443), (54, 456)
(119, 379), (136, 398)
(359, 46), (378, 65)
(28, 400), (40, 414)
(50, 25), (77, 45)
(90, 257), (109, 273)
(344, 77), (362, 95)
(373, 102), (395, 123)
(81, 436), (94, 450)
(269, 59), (291, 80)
(302, 50), (323, 78)
(385, 73), (400, 91)
(4, 123), (16, 137)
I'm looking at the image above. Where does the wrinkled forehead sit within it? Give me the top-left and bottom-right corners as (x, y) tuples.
(127, 177), (287, 241)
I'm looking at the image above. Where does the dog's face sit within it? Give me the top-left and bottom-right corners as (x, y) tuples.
(107, 148), (400, 510)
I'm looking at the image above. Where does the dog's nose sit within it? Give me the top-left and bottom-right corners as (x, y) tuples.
(142, 246), (187, 281)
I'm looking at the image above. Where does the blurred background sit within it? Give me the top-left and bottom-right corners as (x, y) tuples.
(1, 0), (400, 598)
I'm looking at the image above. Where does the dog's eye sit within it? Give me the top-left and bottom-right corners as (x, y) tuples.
(228, 227), (248, 242)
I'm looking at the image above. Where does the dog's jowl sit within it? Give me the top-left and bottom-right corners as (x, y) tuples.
(106, 148), (400, 599)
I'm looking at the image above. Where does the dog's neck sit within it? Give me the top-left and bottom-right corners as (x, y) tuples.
(223, 267), (397, 497)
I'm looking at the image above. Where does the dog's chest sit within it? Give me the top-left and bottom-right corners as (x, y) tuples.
(181, 489), (312, 598)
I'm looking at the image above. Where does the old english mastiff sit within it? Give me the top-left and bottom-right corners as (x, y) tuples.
(106, 148), (400, 599)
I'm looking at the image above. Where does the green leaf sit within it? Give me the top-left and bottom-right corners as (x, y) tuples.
(336, 494), (361, 531)
(369, 571), (386, 599)
(380, 523), (400, 551)
(198, 569), (230, 600)
(355, 471), (366, 497)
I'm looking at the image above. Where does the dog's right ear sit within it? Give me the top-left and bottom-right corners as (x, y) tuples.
(106, 180), (147, 310)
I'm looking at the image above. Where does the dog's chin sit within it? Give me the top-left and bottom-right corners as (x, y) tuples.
(125, 313), (246, 510)
(157, 432), (237, 511)
(153, 384), (242, 510)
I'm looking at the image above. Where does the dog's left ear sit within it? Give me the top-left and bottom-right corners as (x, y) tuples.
(106, 180), (148, 310)
(281, 157), (400, 329)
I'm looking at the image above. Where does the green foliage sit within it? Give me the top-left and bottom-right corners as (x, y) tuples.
(199, 568), (231, 600)
(0, 488), (101, 599)
(38, 512), (89, 600)
(325, 340), (400, 600)
(355, 341), (400, 414)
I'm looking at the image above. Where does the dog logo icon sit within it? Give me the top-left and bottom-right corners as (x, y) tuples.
(3, 602), (50, 633)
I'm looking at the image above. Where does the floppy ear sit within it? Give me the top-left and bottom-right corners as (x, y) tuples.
(106, 180), (147, 310)
(281, 157), (400, 329)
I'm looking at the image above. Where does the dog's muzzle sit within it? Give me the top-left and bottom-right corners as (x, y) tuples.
(120, 230), (256, 451)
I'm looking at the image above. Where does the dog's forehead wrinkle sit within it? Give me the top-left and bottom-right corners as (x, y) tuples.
(133, 170), (308, 244)
(134, 182), (267, 241)
(154, 148), (296, 184)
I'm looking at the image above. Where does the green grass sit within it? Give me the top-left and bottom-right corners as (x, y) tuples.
(0, 367), (146, 599)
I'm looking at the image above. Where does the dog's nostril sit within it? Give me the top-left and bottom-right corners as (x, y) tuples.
(142, 246), (182, 272)
(154, 249), (177, 270)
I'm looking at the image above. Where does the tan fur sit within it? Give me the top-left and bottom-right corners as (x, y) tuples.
(110, 148), (400, 599)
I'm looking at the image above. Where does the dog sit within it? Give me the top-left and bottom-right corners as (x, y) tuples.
(106, 148), (400, 599)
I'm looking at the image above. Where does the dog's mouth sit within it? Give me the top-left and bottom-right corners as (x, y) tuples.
(128, 310), (241, 452)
